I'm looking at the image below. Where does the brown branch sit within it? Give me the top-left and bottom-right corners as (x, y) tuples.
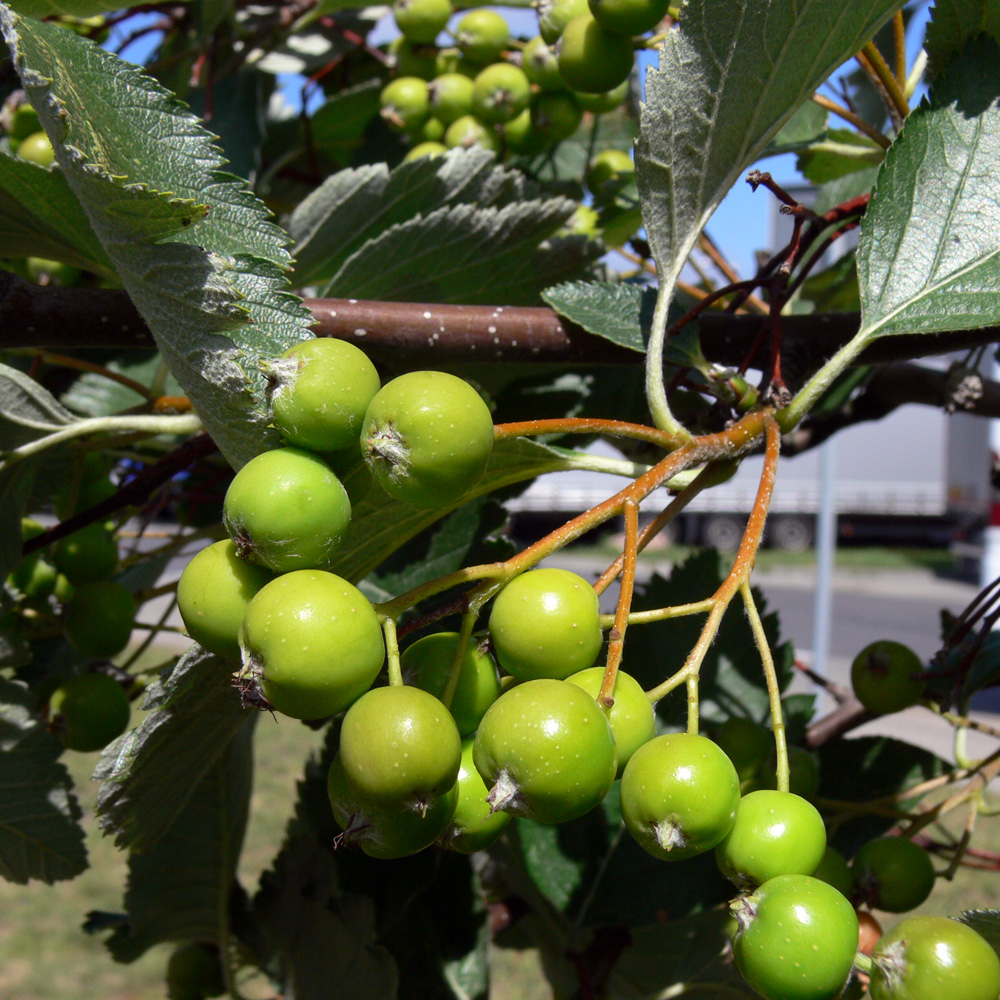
(22, 432), (218, 556)
(6, 275), (1000, 394)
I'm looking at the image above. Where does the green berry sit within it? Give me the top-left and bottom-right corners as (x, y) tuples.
(263, 338), (380, 454)
(222, 447), (351, 573)
(48, 672), (130, 752)
(557, 14), (634, 94)
(238, 570), (384, 720)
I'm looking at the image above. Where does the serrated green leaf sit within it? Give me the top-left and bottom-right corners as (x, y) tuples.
(254, 836), (398, 1000)
(0, 675), (87, 884)
(637, 0), (904, 315)
(94, 646), (250, 852)
(543, 281), (651, 353)
(0, 152), (112, 273)
(797, 129), (885, 184)
(290, 147), (593, 294)
(6, 0), (177, 14)
(0, 9), (314, 468)
(609, 909), (756, 998)
(330, 436), (586, 585)
(762, 100), (828, 157)
(926, 0), (1000, 72)
(541, 280), (707, 371)
(818, 735), (950, 854)
(856, 37), (1000, 341)
(104, 718), (253, 962)
(328, 199), (597, 306)
(958, 909), (1000, 958)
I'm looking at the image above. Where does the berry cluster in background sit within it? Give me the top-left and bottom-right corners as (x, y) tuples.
(377, 0), (643, 243)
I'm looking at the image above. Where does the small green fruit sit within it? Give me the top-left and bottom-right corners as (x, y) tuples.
(473, 678), (617, 824)
(339, 684), (462, 809)
(557, 14), (634, 94)
(401, 631), (500, 736)
(361, 370), (494, 509)
(166, 942), (226, 1000)
(443, 114), (501, 151)
(17, 130), (54, 166)
(732, 874), (858, 1000)
(870, 915), (1000, 1000)
(566, 666), (654, 774)
(53, 521), (118, 585)
(852, 836), (936, 913)
(716, 789), (826, 889)
(454, 10), (509, 64)
(471, 63), (531, 124)
(222, 447), (351, 573)
(539, 0), (589, 43)
(428, 72), (476, 124)
(380, 76), (431, 131)
(588, 0), (669, 37)
(851, 640), (925, 715)
(488, 568), (603, 681)
(441, 738), (512, 852)
(620, 732), (740, 859)
(393, 0), (453, 44)
(264, 338), (380, 454)
(62, 580), (136, 658)
(48, 672), (130, 752)
(176, 539), (272, 661)
(405, 140), (448, 161)
(239, 570), (384, 720)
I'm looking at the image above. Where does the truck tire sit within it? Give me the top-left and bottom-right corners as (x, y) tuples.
(701, 514), (744, 551)
(768, 514), (814, 552)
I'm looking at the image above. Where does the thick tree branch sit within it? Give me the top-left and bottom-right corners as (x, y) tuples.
(4, 275), (1000, 389)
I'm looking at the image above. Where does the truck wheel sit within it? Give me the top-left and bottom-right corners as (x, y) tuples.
(768, 515), (814, 552)
(701, 514), (744, 552)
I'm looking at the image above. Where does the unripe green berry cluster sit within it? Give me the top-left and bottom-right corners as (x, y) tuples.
(380, 0), (652, 178)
